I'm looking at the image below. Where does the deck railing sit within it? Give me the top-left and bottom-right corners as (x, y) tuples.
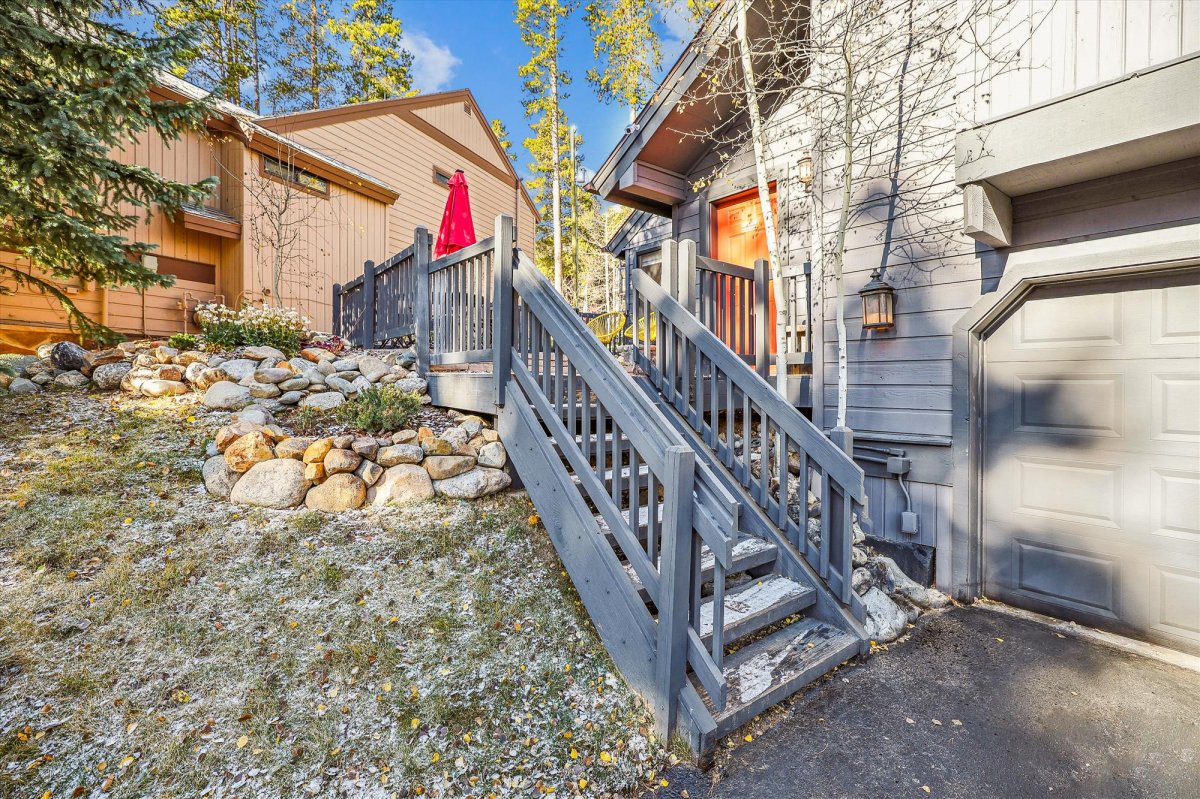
(333, 237), (425, 349)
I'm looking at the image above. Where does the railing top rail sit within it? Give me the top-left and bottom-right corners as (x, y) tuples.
(428, 236), (495, 273)
(696, 255), (755, 280)
(341, 274), (365, 292)
(376, 242), (416, 274)
(632, 268), (865, 501)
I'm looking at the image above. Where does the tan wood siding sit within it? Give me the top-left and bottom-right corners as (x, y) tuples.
(413, 102), (508, 171)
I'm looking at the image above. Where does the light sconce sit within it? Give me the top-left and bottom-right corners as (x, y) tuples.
(859, 268), (895, 330)
(797, 154), (814, 187)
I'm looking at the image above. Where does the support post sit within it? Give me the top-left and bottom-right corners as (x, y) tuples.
(331, 283), (342, 338)
(492, 214), (515, 406)
(361, 260), (376, 349)
(654, 444), (696, 738)
(678, 239), (696, 312)
(660, 240), (679, 301)
(754, 256), (769, 379)
(414, 227), (432, 376)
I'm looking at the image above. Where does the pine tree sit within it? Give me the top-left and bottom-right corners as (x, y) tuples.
(517, 0), (572, 293)
(584, 0), (661, 116)
(155, 0), (272, 111)
(0, 0), (216, 342)
(490, 118), (517, 164)
(269, 0), (344, 111)
(327, 0), (415, 103)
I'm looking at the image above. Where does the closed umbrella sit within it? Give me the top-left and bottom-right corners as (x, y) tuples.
(434, 170), (477, 258)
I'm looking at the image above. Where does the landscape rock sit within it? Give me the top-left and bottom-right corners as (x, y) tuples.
(224, 431), (274, 473)
(31, 373), (52, 386)
(301, 347), (332, 362)
(356, 355), (389, 382)
(332, 357), (359, 372)
(274, 437), (315, 460)
(193, 367), (232, 390)
(203, 382), (252, 410)
(140, 379), (189, 397)
(173, 351), (208, 367)
(278, 390), (304, 405)
(184, 361), (207, 384)
(254, 367), (292, 384)
(316, 360), (337, 376)
(423, 455), (475, 480)
(350, 438), (379, 459)
(861, 586), (909, 643)
(326, 376), (355, 396)
(369, 464), (434, 506)
(323, 448), (362, 475)
(351, 375), (373, 394)
(53, 370), (90, 389)
(152, 345), (178, 363)
(392, 430), (418, 445)
(278, 376), (310, 391)
(458, 417), (485, 438)
(8, 378), (40, 395)
(433, 467), (512, 499)
(50, 341), (88, 371)
(303, 438), (334, 464)
(354, 459), (384, 487)
(246, 381), (281, 399)
(234, 406), (275, 426)
(393, 377), (428, 394)
(202, 455), (240, 498)
(477, 441), (507, 469)
(305, 473), (366, 512)
(298, 391), (345, 410)
(229, 458), (309, 509)
(218, 359), (258, 382)
(241, 345), (286, 361)
(83, 348), (126, 374)
(304, 462), (325, 482)
(152, 364), (184, 382)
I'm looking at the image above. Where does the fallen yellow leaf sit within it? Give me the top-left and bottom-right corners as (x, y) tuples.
(236, 735), (248, 749)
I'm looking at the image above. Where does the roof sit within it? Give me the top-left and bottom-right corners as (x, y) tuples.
(257, 89), (540, 222)
(604, 209), (667, 255)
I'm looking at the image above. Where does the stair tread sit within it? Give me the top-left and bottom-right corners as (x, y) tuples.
(708, 617), (860, 729)
(699, 575), (813, 641)
(619, 536), (778, 592)
(570, 463), (651, 486)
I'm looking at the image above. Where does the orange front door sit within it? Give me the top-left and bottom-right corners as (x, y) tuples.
(712, 188), (777, 355)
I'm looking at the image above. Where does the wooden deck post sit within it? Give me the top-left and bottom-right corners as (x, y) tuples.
(754, 257), (769, 380)
(361, 260), (376, 349)
(331, 283), (342, 338)
(660, 240), (679, 301)
(654, 444), (696, 738)
(414, 227), (432, 375)
(678, 239), (696, 312)
(493, 214), (515, 406)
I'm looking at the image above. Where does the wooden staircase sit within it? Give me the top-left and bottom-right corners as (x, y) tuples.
(336, 215), (870, 755)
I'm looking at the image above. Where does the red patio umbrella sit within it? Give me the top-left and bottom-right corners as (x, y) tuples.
(434, 170), (477, 258)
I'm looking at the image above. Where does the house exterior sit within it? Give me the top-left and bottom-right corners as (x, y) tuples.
(0, 79), (534, 352)
(594, 0), (1199, 652)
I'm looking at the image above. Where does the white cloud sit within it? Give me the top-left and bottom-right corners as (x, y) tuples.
(403, 30), (461, 93)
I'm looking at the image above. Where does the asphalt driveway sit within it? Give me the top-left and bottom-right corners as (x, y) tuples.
(652, 606), (1200, 799)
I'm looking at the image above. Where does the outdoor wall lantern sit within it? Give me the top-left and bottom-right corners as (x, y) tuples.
(859, 268), (895, 330)
(797, 154), (814, 187)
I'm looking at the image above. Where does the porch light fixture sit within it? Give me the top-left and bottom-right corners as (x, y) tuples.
(797, 155), (814, 187)
(859, 268), (895, 330)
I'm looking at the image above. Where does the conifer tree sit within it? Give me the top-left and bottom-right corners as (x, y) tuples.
(269, 0), (343, 111)
(155, 0), (272, 111)
(517, 0), (572, 293)
(0, 0), (215, 342)
(328, 0), (415, 103)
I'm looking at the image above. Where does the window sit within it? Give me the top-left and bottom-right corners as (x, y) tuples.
(262, 155), (329, 195)
(433, 167), (453, 188)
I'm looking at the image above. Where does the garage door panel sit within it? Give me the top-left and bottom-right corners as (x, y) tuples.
(1004, 288), (1124, 353)
(1150, 467), (1200, 542)
(1151, 373), (1200, 442)
(1151, 278), (1200, 345)
(1149, 565), (1200, 645)
(1006, 455), (1124, 530)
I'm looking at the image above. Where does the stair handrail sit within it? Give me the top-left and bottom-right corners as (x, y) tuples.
(630, 267), (867, 611)
(503, 243), (741, 733)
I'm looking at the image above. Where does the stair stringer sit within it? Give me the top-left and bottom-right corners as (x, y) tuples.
(497, 380), (692, 720)
(633, 375), (870, 652)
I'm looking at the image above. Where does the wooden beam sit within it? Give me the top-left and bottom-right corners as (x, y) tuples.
(963, 181), (1013, 248)
(619, 161), (688, 204)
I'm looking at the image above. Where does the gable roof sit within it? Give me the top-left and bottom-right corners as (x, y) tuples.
(258, 90), (540, 222)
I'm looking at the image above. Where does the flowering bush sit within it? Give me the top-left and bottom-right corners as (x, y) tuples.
(194, 302), (311, 355)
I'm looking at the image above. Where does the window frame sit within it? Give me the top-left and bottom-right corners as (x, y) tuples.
(260, 155), (331, 198)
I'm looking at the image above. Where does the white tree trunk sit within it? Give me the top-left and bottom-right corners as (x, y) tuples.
(833, 54), (855, 430)
(735, 0), (788, 393)
(549, 42), (564, 294)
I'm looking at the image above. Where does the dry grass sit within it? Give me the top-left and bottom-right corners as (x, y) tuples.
(0, 392), (671, 798)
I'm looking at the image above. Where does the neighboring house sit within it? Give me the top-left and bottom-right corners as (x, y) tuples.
(257, 91), (538, 261)
(594, 0), (1199, 652)
(0, 80), (535, 352)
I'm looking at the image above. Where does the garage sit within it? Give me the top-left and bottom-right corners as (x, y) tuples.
(982, 267), (1200, 653)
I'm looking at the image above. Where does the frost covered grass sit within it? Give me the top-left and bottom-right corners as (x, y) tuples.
(0, 393), (672, 798)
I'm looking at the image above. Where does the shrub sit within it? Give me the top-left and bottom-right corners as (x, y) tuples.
(167, 332), (196, 350)
(194, 302), (311, 355)
(334, 385), (421, 433)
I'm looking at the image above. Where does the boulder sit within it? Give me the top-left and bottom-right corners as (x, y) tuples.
(356, 355), (390, 382)
(141, 379), (188, 397)
(303, 438), (335, 464)
(423, 455), (475, 480)
(333, 434), (354, 449)
(83, 348), (126, 374)
(477, 441), (507, 469)
(376, 444), (423, 467)
(421, 437), (453, 456)
(350, 438), (379, 460)
(274, 437), (315, 460)
(193, 367), (232, 391)
(305, 473), (366, 512)
(350, 375), (373, 394)
(184, 361), (207, 384)
(458, 417), (485, 438)
(300, 347), (331, 363)
(440, 427), (470, 451)
(215, 421), (262, 452)
(331, 357), (359, 372)
(234, 405), (276, 427)
(278, 376), (310, 392)
(394, 377), (428, 394)
(132, 352), (157, 369)
(323, 449), (362, 475)
(369, 464), (434, 506)
(325, 376), (355, 396)
(861, 586), (908, 643)
(53, 370), (90, 389)
(246, 381), (281, 399)
(241, 345), (286, 361)
(24, 359), (54, 377)
(354, 459), (384, 487)
(203, 382), (253, 410)
(152, 345), (179, 363)
(218, 358), (258, 382)
(229, 458), (310, 509)
(49, 341), (88, 371)
(254, 367), (292, 384)
(224, 431), (274, 473)
(153, 364), (185, 382)
(304, 462), (325, 482)
(433, 467), (512, 499)
(298, 391), (345, 411)
(202, 455), (240, 498)
(8, 378), (40, 395)
(392, 429), (418, 445)
(316, 360), (337, 376)
(31, 373), (52, 386)
(173, 350), (208, 367)
(278, 391), (304, 405)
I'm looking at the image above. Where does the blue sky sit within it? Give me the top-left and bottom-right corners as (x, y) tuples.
(396, 0), (694, 183)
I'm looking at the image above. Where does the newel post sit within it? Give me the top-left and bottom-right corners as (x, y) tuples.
(660, 240), (679, 302)
(678, 239), (696, 312)
(492, 214), (515, 406)
(361, 260), (376, 349)
(754, 257), (769, 380)
(414, 227), (432, 376)
(331, 283), (342, 338)
(654, 444), (696, 738)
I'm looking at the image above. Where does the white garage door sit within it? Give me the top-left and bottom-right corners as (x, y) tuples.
(983, 268), (1200, 653)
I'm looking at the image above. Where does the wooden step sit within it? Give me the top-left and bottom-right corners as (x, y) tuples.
(619, 536), (778, 597)
(704, 617), (860, 736)
(699, 575), (814, 647)
(569, 462), (652, 493)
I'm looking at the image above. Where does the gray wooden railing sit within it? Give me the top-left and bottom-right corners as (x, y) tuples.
(631, 267), (866, 617)
(333, 236), (426, 348)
